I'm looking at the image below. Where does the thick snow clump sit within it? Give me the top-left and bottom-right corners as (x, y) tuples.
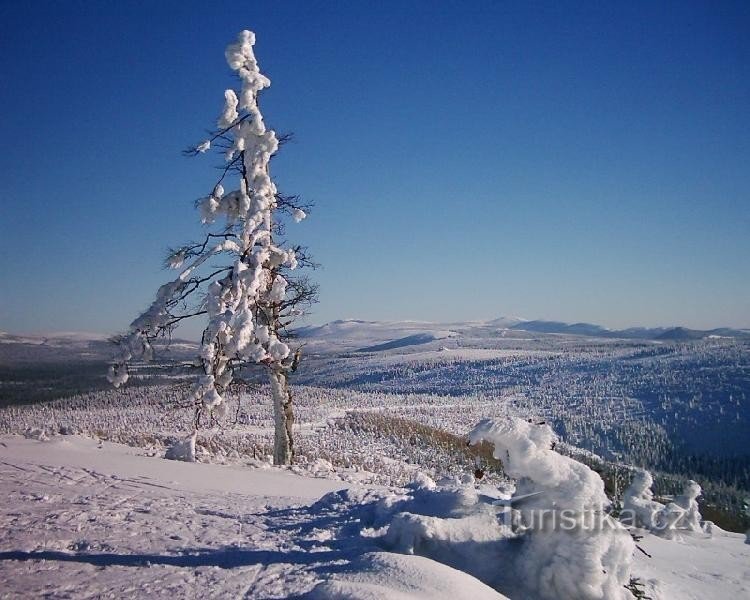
(623, 468), (707, 538)
(309, 417), (637, 599)
(165, 431), (197, 462)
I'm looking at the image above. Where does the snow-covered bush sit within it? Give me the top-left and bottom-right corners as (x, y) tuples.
(622, 469), (665, 530)
(468, 417), (635, 600)
(165, 431), (197, 462)
(23, 427), (50, 441)
(622, 469), (707, 538)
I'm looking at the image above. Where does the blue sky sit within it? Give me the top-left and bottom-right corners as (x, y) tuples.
(1, 0), (748, 335)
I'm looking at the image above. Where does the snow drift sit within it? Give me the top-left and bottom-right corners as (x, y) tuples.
(309, 417), (636, 599)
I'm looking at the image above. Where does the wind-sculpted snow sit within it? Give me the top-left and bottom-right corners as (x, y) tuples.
(623, 469), (707, 538)
(468, 418), (635, 600)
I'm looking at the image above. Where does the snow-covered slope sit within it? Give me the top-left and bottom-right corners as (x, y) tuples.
(293, 318), (750, 354)
(1, 434), (748, 599)
(0, 434), (509, 599)
(634, 528), (750, 600)
(295, 319), (459, 352)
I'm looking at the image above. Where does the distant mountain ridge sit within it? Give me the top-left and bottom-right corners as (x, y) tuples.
(296, 317), (749, 345)
(1, 317), (747, 364)
(508, 320), (750, 340)
(0, 331), (197, 364)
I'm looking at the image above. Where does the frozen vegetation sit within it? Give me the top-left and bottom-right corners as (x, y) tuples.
(2, 322), (749, 528)
(1, 321), (750, 597)
(2, 409), (748, 598)
(0, 324), (750, 599)
(1, 23), (749, 600)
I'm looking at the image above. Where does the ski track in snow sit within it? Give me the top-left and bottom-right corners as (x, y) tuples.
(0, 435), (511, 599)
(1, 434), (749, 598)
(0, 436), (350, 599)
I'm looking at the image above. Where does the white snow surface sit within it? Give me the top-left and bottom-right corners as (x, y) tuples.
(296, 319), (459, 349)
(633, 526), (750, 600)
(308, 552), (507, 599)
(1, 433), (748, 598)
(0, 434), (509, 599)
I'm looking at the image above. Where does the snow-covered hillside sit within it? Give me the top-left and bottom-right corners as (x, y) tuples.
(1, 321), (749, 598)
(1, 432), (748, 599)
(294, 319), (463, 353)
(294, 317), (750, 355)
(0, 435), (509, 598)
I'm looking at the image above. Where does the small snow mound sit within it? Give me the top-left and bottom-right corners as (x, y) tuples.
(309, 551), (509, 599)
(407, 472), (437, 491)
(23, 427), (50, 441)
(312, 487), (380, 511)
(165, 432), (196, 463)
(306, 457), (335, 477)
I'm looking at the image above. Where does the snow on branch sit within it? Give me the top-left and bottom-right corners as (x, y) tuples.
(109, 30), (316, 429)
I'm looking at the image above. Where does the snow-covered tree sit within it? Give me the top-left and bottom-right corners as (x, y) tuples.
(108, 30), (316, 465)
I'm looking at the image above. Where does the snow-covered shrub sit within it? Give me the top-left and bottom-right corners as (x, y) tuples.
(165, 431), (196, 462)
(622, 469), (665, 530)
(666, 479), (703, 532)
(23, 427), (50, 441)
(622, 469), (707, 538)
(468, 417), (635, 600)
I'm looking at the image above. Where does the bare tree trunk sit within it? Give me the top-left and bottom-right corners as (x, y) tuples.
(269, 368), (294, 465)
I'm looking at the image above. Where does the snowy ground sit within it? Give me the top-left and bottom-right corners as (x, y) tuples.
(1, 434), (748, 599)
(635, 528), (750, 600)
(0, 435), (507, 599)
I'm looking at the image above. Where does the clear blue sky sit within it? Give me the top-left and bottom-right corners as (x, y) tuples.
(1, 0), (748, 335)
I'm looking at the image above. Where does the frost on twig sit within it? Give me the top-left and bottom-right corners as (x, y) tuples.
(109, 30), (317, 464)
